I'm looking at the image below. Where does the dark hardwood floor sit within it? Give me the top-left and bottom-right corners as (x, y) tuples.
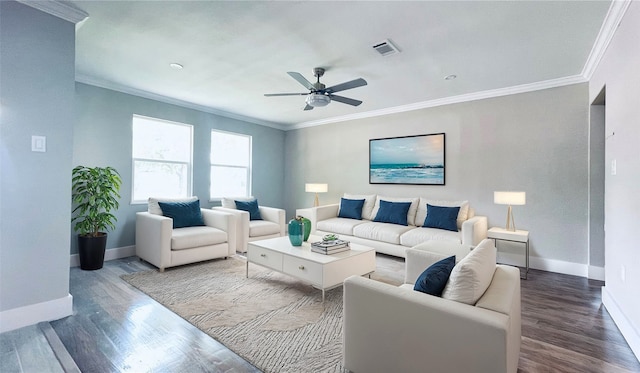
(1, 254), (639, 372)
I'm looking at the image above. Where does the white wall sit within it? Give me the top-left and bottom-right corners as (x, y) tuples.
(589, 1), (640, 360)
(285, 83), (592, 274)
(0, 2), (74, 331)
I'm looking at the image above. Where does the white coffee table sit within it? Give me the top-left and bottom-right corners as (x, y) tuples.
(246, 235), (376, 301)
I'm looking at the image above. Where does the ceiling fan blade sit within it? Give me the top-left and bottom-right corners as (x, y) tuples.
(329, 94), (362, 106)
(287, 72), (315, 90)
(264, 93), (307, 97)
(324, 78), (367, 94)
(303, 104), (314, 111)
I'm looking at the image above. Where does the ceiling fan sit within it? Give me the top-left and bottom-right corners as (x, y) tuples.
(264, 67), (367, 111)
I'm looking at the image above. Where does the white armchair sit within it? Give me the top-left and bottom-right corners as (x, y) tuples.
(136, 197), (236, 272)
(212, 197), (285, 253)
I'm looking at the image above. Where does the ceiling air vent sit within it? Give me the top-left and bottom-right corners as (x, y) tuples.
(373, 39), (400, 56)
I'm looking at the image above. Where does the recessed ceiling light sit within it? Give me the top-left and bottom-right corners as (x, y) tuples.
(444, 74), (457, 80)
(169, 63), (183, 70)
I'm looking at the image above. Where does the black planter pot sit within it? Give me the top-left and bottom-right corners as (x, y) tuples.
(78, 233), (107, 270)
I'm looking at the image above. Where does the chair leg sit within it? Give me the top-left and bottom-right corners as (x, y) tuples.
(159, 267), (165, 273)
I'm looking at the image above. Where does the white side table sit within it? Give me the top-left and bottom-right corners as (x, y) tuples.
(487, 227), (529, 279)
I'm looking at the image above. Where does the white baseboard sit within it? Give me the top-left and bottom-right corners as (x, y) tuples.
(0, 294), (73, 333)
(602, 286), (640, 362)
(70, 245), (136, 267)
(496, 252), (605, 280)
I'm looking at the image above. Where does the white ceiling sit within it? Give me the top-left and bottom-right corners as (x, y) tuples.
(68, 0), (613, 130)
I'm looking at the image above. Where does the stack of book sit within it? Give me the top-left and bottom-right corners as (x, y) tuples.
(311, 239), (350, 255)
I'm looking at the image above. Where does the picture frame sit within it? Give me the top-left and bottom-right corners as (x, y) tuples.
(369, 133), (445, 185)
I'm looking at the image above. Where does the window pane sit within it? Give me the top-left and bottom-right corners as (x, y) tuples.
(210, 166), (247, 198)
(211, 131), (250, 166)
(133, 161), (188, 201)
(133, 116), (191, 162)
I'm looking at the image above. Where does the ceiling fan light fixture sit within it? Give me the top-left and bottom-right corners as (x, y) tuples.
(306, 93), (331, 107)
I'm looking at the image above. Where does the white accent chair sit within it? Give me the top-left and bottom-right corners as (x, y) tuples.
(212, 197), (286, 253)
(343, 239), (521, 373)
(136, 197), (236, 272)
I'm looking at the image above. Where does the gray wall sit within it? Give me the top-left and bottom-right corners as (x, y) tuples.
(72, 83), (286, 254)
(590, 1), (640, 359)
(0, 2), (74, 311)
(285, 83), (590, 266)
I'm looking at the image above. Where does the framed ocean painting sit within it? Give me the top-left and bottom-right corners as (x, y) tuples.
(369, 133), (445, 185)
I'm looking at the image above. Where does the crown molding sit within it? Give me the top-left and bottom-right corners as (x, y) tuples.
(17, 0), (88, 24)
(292, 75), (587, 130)
(582, 0), (632, 79)
(75, 74), (288, 131)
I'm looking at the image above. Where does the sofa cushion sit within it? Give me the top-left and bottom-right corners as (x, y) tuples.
(158, 200), (205, 228)
(221, 196), (255, 209)
(422, 204), (460, 232)
(373, 200), (412, 226)
(371, 196), (420, 226)
(317, 217), (367, 236)
(399, 227), (462, 247)
(235, 199), (262, 221)
(416, 198), (469, 229)
(148, 196), (198, 215)
(171, 226), (227, 250)
(442, 239), (497, 305)
(343, 193), (376, 220)
(353, 222), (415, 245)
(414, 255), (456, 296)
(338, 198), (365, 220)
(248, 220), (281, 237)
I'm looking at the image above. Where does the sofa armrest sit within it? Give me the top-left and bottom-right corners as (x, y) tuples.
(136, 212), (173, 270)
(461, 215), (488, 247)
(343, 276), (513, 373)
(404, 247), (452, 285)
(258, 206), (286, 236)
(201, 209), (236, 256)
(296, 204), (340, 234)
(212, 207), (247, 252)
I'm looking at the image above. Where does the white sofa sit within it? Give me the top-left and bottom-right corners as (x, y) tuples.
(343, 239), (521, 373)
(136, 197), (236, 272)
(212, 197), (285, 253)
(297, 194), (488, 258)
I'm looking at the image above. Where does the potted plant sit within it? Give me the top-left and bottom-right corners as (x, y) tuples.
(71, 165), (122, 270)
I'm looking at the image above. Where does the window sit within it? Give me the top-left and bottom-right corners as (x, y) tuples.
(210, 130), (252, 199)
(132, 115), (193, 203)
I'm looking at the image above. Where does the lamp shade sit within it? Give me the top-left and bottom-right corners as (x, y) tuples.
(305, 183), (328, 193)
(494, 191), (526, 205)
(305, 93), (331, 107)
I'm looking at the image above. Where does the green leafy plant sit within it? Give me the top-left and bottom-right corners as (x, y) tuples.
(71, 166), (122, 237)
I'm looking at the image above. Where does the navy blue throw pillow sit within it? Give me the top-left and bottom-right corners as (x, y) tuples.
(235, 199), (262, 221)
(373, 200), (412, 226)
(338, 198), (365, 220)
(414, 255), (456, 296)
(158, 200), (205, 229)
(423, 204), (460, 232)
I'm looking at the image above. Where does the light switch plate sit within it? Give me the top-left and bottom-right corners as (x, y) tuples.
(31, 136), (46, 152)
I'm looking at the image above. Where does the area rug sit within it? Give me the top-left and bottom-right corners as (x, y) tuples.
(121, 257), (367, 373)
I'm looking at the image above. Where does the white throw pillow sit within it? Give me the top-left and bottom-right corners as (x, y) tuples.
(370, 195), (420, 226)
(221, 196), (255, 209)
(415, 198), (470, 229)
(442, 239), (496, 305)
(148, 196), (198, 215)
(343, 193), (377, 220)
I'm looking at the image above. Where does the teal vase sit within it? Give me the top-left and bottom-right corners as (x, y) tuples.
(298, 216), (311, 241)
(288, 218), (304, 246)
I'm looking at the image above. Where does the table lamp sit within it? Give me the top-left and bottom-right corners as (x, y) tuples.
(305, 183), (328, 207)
(494, 191), (526, 231)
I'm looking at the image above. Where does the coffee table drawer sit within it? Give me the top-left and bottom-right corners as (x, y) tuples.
(248, 246), (283, 271)
(283, 256), (322, 286)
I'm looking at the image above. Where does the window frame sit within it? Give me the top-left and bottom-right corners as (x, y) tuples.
(209, 129), (252, 201)
(131, 114), (194, 204)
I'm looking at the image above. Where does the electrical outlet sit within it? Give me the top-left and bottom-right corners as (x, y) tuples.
(611, 159), (616, 175)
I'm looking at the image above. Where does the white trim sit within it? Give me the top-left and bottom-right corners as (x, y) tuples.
(75, 75), (287, 131)
(581, 0), (632, 80)
(0, 294), (73, 333)
(496, 251), (599, 279)
(17, 0), (88, 24)
(588, 265), (606, 281)
(292, 75), (587, 130)
(70, 245), (135, 267)
(602, 286), (640, 361)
